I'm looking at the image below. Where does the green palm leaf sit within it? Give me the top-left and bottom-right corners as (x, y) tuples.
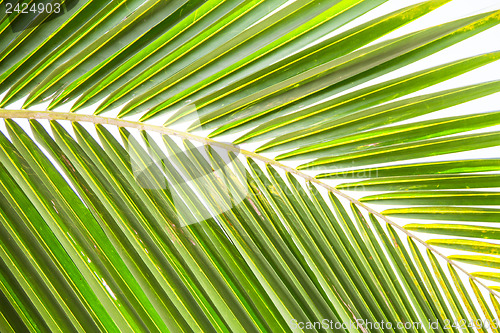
(1, 0), (500, 331)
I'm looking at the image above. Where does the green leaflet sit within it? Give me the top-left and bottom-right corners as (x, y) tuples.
(317, 159), (500, 179)
(335, 174), (500, 191)
(361, 191), (500, 206)
(405, 223), (500, 239)
(428, 239), (500, 255)
(384, 207), (500, 223)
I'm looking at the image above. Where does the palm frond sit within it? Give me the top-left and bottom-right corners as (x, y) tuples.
(1, 0), (500, 331)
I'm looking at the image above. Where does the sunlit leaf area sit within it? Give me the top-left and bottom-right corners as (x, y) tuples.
(0, 0), (500, 331)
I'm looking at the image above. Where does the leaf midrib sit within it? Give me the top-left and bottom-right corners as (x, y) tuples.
(0, 108), (495, 298)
